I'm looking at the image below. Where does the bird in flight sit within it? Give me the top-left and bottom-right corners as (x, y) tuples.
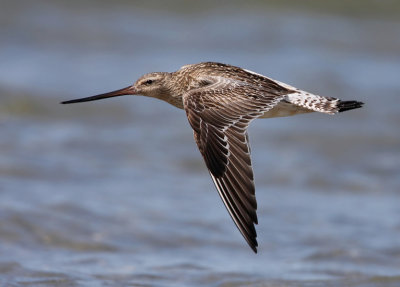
(62, 62), (363, 253)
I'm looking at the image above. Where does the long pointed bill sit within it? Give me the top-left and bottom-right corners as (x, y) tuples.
(61, 85), (136, 104)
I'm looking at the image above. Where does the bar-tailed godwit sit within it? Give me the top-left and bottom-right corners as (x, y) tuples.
(62, 62), (363, 253)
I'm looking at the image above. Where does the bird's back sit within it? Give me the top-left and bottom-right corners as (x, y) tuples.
(175, 62), (291, 97)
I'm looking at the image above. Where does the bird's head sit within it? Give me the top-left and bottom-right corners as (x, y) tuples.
(61, 72), (171, 104)
(133, 72), (171, 98)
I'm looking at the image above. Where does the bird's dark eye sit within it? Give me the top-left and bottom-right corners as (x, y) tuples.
(145, 79), (154, 85)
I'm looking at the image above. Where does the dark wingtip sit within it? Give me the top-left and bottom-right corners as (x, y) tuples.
(248, 237), (258, 254)
(338, 100), (364, 113)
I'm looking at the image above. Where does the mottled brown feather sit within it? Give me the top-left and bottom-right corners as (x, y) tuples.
(183, 78), (283, 252)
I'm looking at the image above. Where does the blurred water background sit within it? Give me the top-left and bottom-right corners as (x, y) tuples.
(1, 1), (400, 286)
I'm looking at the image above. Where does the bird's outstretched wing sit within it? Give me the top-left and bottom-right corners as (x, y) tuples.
(183, 77), (284, 253)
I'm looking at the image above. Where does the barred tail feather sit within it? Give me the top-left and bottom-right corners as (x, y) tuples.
(285, 92), (340, 115)
(284, 90), (363, 115)
(263, 77), (364, 115)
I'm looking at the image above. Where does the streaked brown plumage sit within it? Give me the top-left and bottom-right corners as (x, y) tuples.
(62, 62), (364, 253)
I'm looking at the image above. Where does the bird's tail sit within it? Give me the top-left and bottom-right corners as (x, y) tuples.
(284, 91), (363, 115)
(337, 100), (364, 113)
(269, 78), (364, 115)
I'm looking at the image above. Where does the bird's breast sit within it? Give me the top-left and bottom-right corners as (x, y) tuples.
(159, 94), (184, 109)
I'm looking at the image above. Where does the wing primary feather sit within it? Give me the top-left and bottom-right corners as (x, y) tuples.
(212, 175), (258, 251)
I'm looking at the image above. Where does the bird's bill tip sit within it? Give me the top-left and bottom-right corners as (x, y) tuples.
(61, 85), (136, 104)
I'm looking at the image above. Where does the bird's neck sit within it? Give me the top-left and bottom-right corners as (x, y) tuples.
(151, 78), (185, 109)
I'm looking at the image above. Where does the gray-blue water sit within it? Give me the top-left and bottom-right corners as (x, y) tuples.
(1, 1), (400, 286)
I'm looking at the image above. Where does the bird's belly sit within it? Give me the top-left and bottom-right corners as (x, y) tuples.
(260, 101), (313, 118)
